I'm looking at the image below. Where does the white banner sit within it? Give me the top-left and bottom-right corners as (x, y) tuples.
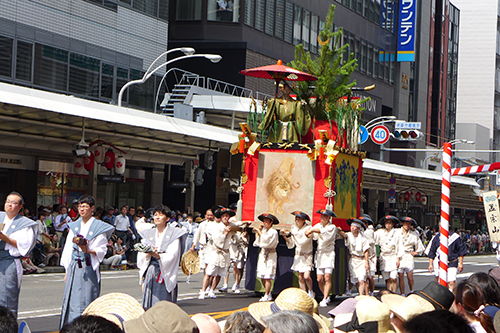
(482, 191), (500, 242)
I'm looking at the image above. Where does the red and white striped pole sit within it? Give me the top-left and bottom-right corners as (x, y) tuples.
(451, 162), (500, 176)
(439, 142), (452, 287)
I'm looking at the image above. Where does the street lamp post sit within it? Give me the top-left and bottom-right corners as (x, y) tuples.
(117, 51), (222, 107)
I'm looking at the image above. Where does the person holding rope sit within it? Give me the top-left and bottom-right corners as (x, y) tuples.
(281, 211), (314, 298)
(397, 216), (424, 295)
(306, 209), (338, 307)
(254, 213), (279, 302)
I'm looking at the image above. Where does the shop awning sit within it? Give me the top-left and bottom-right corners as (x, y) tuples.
(363, 159), (480, 187)
(0, 82), (240, 165)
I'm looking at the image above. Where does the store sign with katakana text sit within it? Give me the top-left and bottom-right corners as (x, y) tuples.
(397, 0), (416, 62)
(482, 191), (500, 242)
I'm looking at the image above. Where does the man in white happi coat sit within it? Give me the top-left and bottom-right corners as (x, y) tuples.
(339, 218), (370, 296)
(397, 216), (424, 295)
(306, 209), (338, 307)
(199, 208), (235, 300)
(374, 215), (400, 293)
(359, 214), (376, 296)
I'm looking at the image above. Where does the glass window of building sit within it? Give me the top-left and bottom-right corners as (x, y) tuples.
(176, 0), (201, 20)
(244, 0), (255, 26)
(357, 0), (362, 13)
(255, 0), (265, 31)
(116, 67), (129, 103)
(363, 0), (369, 18)
(302, 10), (310, 50)
(16, 40), (32, 82)
(69, 53), (100, 98)
(159, 0), (169, 20)
(101, 63), (114, 99)
(275, 0), (284, 39)
(265, 0), (275, 35)
(360, 41), (367, 72)
(133, 0), (158, 16)
(208, 0), (239, 22)
(34, 44), (68, 91)
(120, 0), (131, 5)
(0, 36), (13, 78)
(374, 47), (379, 79)
(367, 44), (373, 75)
(373, 0), (381, 23)
(284, 1), (293, 43)
(293, 5), (302, 46)
(310, 14), (318, 54)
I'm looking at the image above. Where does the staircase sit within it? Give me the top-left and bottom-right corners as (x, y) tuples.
(161, 73), (201, 116)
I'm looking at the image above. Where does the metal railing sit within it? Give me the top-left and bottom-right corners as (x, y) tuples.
(154, 68), (273, 113)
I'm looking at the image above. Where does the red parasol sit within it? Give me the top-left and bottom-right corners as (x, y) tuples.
(240, 59), (318, 81)
(240, 60), (317, 96)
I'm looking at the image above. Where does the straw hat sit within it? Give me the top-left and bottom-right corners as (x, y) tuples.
(388, 294), (434, 322)
(248, 288), (330, 333)
(123, 301), (198, 333)
(400, 216), (418, 228)
(83, 293), (144, 330)
(181, 251), (200, 276)
(335, 297), (396, 333)
(494, 309), (500, 333)
(380, 294), (406, 312)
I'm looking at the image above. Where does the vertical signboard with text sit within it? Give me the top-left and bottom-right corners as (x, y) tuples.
(397, 0), (416, 62)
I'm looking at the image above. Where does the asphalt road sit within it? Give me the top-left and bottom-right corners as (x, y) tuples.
(19, 254), (499, 333)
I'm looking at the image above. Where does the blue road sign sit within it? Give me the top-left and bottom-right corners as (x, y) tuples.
(359, 125), (369, 144)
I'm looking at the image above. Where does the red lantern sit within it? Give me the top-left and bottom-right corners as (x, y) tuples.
(74, 157), (84, 175)
(94, 144), (105, 164)
(404, 191), (410, 202)
(84, 152), (94, 171)
(415, 192), (421, 202)
(104, 149), (115, 170)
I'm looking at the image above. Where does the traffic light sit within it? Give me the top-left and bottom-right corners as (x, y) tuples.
(392, 129), (422, 140)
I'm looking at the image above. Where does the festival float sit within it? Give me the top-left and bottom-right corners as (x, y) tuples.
(232, 5), (373, 296)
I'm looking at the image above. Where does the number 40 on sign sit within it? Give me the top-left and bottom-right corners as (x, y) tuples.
(370, 125), (389, 145)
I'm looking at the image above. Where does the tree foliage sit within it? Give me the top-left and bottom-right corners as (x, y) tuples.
(289, 5), (365, 147)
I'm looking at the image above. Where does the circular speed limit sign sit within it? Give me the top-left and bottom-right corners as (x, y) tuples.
(370, 125), (389, 145)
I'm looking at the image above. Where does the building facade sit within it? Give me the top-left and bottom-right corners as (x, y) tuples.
(0, 0), (239, 213)
(453, 0), (499, 165)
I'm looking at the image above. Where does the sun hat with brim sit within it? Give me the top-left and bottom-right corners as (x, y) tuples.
(400, 216), (418, 228)
(389, 294), (434, 322)
(489, 267), (500, 286)
(335, 297), (396, 333)
(214, 207), (236, 218)
(83, 293), (144, 330)
(380, 294), (406, 312)
(346, 218), (366, 231)
(411, 281), (455, 311)
(291, 211), (311, 221)
(378, 215), (399, 226)
(316, 209), (337, 217)
(123, 301), (198, 333)
(328, 297), (359, 317)
(494, 309), (500, 333)
(248, 287), (330, 333)
(258, 213), (279, 224)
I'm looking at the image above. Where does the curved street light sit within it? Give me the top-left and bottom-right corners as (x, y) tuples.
(118, 53), (222, 107)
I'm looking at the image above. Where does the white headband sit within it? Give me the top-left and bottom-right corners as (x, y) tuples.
(351, 222), (363, 229)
